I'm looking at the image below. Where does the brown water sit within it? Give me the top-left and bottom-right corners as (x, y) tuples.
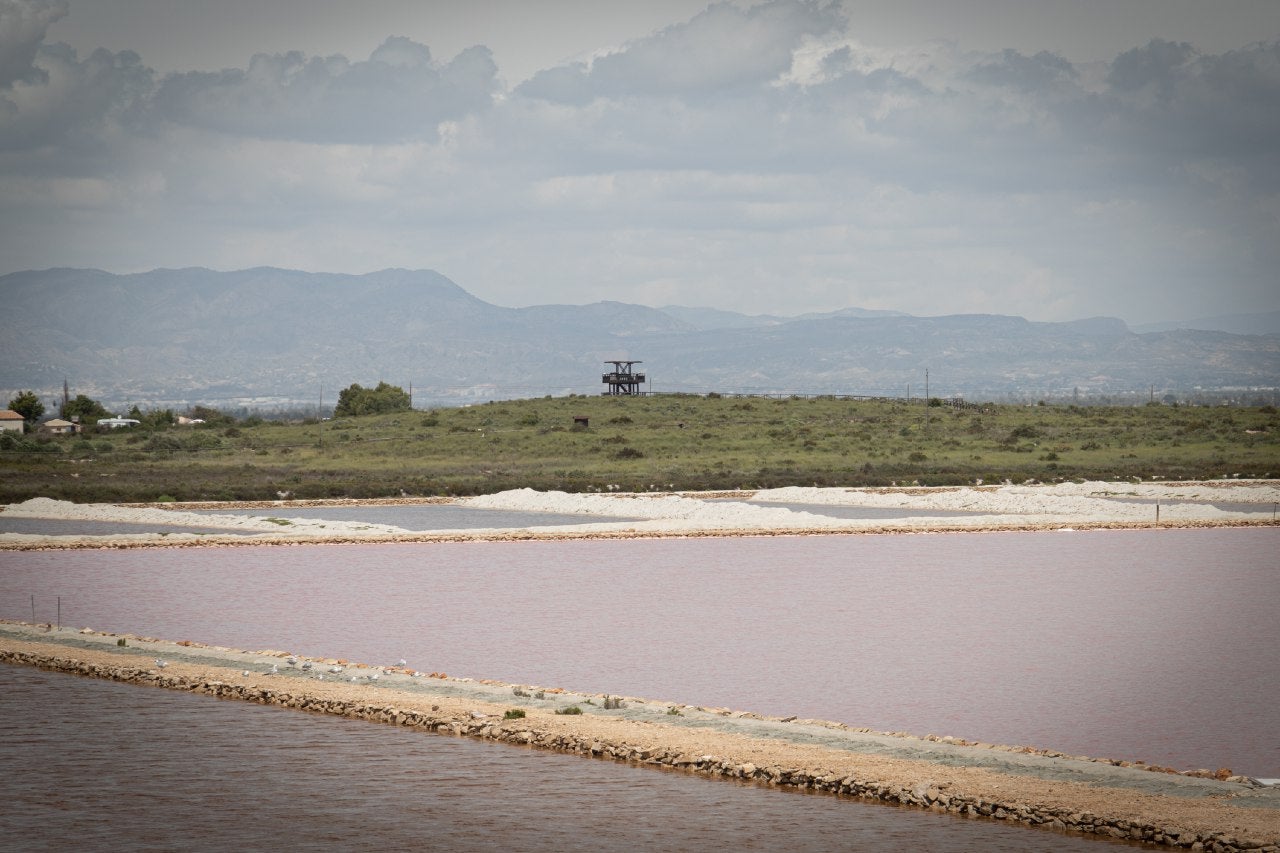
(2, 527), (1277, 776)
(0, 664), (1137, 851)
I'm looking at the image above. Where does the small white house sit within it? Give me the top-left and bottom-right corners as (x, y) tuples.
(0, 410), (25, 434)
(97, 417), (141, 429)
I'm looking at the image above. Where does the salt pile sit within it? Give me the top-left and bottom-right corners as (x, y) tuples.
(462, 488), (843, 529)
(0, 497), (411, 536)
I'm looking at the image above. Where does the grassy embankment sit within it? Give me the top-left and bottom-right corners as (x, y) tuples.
(2, 395), (1277, 503)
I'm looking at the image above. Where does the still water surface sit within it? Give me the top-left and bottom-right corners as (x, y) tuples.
(0, 664), (1135, 851)
(2, 527), (1276, 776)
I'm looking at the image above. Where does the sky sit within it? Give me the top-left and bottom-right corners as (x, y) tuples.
(2, 0), (1278, 325)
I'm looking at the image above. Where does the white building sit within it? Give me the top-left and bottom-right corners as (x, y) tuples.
(97, 417), (141, 429)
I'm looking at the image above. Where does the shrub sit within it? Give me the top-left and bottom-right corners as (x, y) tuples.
(503, 709), (526, 720)
(555, 706), (583, 715)
(334, 382), (411, 417)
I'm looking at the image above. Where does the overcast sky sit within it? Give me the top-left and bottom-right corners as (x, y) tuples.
(2, 0), (1278, 324)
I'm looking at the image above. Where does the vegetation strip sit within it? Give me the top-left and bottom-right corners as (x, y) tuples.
(3, 395), (1275, 503)
(1, 628), (1276, 849)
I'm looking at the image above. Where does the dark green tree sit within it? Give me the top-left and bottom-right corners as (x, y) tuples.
(61, 394), (111, 425)
(187, 405), (233, 425)
(129, 406), (176, 429)
(7, 390), (44, 425)
(334, 382), (412, 417)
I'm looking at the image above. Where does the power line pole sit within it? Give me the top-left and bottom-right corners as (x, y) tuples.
(924, 368), (930, 430)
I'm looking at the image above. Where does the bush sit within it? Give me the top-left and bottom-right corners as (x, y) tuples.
(334, 382), (412, 417)
(503, 709), (526, 719)
(555, 706), (583, 715)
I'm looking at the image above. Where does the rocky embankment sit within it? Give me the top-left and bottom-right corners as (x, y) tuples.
(2, 624), (1276, 850)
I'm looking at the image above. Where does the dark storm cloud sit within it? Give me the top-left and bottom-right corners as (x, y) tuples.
(1098, 38), (1280, 168)
(151, 36), (498, 143)
(0, 41), (153, 155)
(0, 0), (64, 88)
(968, 49), (1079, 91)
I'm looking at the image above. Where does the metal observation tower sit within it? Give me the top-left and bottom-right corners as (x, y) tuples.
(602, 361), (645, 395)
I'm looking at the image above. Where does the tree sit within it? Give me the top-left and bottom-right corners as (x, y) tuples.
(7, 390), (44, 425)
(334, 382), (412, 417)
(187, 405), (233, 425)
(129, 406), (176, 429)
(61, 394), (111, 425)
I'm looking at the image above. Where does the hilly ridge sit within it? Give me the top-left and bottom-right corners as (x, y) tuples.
(2, 266), (1277, 407)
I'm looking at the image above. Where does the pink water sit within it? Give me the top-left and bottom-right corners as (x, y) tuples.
(3, 527), (1277, 776)
(1, 665), (1136, 851)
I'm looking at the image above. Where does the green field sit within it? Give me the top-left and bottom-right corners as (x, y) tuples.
(2, 395), (1277, 503)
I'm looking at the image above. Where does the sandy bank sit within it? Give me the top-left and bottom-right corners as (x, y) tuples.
(1, 622), (1276, 849)
(1, 480), (1276, 550)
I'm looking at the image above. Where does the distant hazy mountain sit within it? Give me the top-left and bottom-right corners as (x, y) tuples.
(658, 305), (786, 330)
(2, 267), (1276, 408)
(1133, 310), (1280, 336)
(660, 304), (906, 330)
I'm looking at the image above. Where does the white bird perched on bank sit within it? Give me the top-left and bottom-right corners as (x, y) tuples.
(268, 664), (278, 675)
(368, 671), (380, 682)
(328, 665), (344, 674)
(241, 670), (250, 677)
(154, 659), (167, 668)
(286, 656), (298, 667)
(301, 661), (313, 672)
(396, 658), (407, 668)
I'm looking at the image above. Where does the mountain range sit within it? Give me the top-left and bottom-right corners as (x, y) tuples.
(2, 267), (1277, 409)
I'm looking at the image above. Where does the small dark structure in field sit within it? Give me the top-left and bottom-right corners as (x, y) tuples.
(602, 360), (645, 395)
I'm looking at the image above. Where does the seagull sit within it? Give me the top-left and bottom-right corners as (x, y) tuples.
(286, 656), (298, 667)
(396, 658), (407, 668)
(154, 659), (167, 668)
(368, 672), (380, 682)
(300, 661), (313, 672)
(328, 665), (344, 674)
(268, 664), (278, 675)
(241, 670), (250, 677)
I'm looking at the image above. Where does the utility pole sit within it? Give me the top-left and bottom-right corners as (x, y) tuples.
(924, 368), (930, 430)
(318, 386), (323, 450)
